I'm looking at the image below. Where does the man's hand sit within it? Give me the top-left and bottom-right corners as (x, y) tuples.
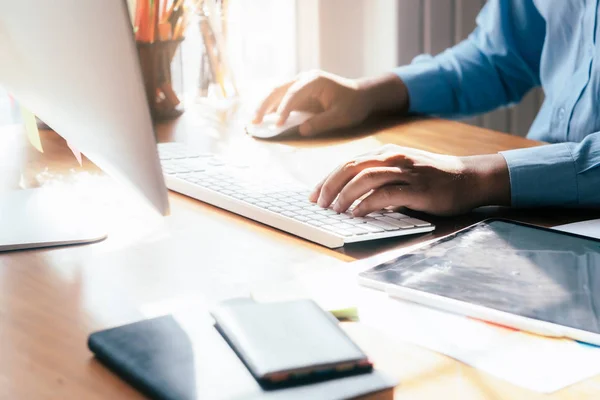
(309, 145), (511, 216)
(252, 70), (409, 137)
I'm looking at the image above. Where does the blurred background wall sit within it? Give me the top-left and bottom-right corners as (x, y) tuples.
(1, 0), (543, 136)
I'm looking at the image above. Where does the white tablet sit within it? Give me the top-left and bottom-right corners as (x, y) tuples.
(358, 219), (600, 345)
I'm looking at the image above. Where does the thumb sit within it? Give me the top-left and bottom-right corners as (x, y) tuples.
(299, 109), (347, 136)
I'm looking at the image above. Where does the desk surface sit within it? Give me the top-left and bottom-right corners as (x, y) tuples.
(1, 109), (600, 400)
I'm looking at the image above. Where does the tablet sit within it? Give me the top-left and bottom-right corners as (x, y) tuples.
(358, 219), (600, 345)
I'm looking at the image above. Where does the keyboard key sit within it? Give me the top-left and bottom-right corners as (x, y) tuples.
(366, 219), (400, 231)
(404, 218), (431, 227)
(321, 225), (352, 236)
(269, 193), (287, 199)
(387, 212), (409, 219)
(267, 206), (284, 213)
(282, 205), (302, 212)
(375, 216), (415, 229)
(346, 226), (369, 235)
(307, 220), (325, 227)
(360, 224), (385, 233)
(310, 214), (332, 221)
(294, 210), (313, 216)
(331, 222), (354, 230)
(281, 211), (297, 217)
(208, 159), (226, 166)
(293, 215), (311, 222)
(331, 213), (352, 220)
(302, 204), (324, 211)
(316, 209), (338, 216)
(347, 218), (368, 225)
(291, 196), (309, 202)
(320, 217), (343, 225)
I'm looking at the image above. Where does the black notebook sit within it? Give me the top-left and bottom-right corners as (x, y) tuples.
(88, 310), (396, 400)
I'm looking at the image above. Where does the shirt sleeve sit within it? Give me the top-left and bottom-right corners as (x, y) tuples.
(394, 0), (545, 118)
(500, 132), (600, 207)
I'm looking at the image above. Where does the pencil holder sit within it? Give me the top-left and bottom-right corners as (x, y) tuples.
(137, 39), (184, 120)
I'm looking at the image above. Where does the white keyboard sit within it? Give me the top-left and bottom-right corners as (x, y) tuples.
(158, 143), (435, 248)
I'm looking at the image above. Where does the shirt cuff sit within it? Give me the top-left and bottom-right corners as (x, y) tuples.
(499, 144), (579, 208)
(393, 55), (448, 114)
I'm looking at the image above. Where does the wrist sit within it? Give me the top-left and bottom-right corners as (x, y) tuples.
(356, 73), (410, 116)
(462, 154), (511, 208)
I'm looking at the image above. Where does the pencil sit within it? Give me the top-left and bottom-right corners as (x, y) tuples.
(162, 0), (184, 24)
(135, 0), (149, 41)
(160, 0), (168, 20)
(148, 0), (160, 43)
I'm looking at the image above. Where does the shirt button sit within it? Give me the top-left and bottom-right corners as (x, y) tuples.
(558, 107), (566, 121)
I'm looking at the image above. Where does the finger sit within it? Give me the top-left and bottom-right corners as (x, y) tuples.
(264, 100), (280, 116)
(309, 178), (325, 203)
(253, 93), (280, 124)
(276, 79), (319, 125)
(253, 83), (291, 123)
(298, 108), (347, 136)
(332, 167), (410, 213)
(316, 154), (412, 208)
(353, 185), (412, 216)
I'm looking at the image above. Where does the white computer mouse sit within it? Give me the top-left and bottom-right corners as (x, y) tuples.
(245, 111), (314, 139)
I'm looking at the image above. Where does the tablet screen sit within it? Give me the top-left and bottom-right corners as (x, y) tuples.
(359, 220), (600, 334)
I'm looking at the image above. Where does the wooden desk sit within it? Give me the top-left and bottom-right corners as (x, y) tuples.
(1, 111), (599, 400)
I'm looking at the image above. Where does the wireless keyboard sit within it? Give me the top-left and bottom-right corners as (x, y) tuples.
(158, 142), (435, 248)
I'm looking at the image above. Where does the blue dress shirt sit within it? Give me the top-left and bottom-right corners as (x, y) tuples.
(394, 0), (600, 208)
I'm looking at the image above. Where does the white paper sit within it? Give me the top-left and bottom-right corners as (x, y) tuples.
(251, 262), (600, 393)
(553, 218), (600, 239)
(358, 292), (600, 393)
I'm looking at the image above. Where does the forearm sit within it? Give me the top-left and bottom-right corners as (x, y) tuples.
(356, 73), (409, 115)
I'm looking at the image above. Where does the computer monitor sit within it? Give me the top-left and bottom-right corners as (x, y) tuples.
(0, 0), (169, 250)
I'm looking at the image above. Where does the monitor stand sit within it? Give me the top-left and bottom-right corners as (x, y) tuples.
(0, 189), (107, 252)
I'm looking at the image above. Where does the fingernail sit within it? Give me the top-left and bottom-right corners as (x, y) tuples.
(317, 196), (327, 208)
(333, 203), (342, 213)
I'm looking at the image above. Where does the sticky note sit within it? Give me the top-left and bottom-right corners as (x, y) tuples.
(329, 306), (360, 322)
(67, 141), (83, 166)
(19, 106), (43, 153)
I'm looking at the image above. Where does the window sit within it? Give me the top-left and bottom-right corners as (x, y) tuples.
(179, 0), (297, 101)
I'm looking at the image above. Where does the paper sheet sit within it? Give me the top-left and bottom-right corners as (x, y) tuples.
(553, 218), (600, 239)
(251, 262), (600, 393)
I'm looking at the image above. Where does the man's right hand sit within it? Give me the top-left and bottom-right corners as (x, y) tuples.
(252, 70), (410, 137)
